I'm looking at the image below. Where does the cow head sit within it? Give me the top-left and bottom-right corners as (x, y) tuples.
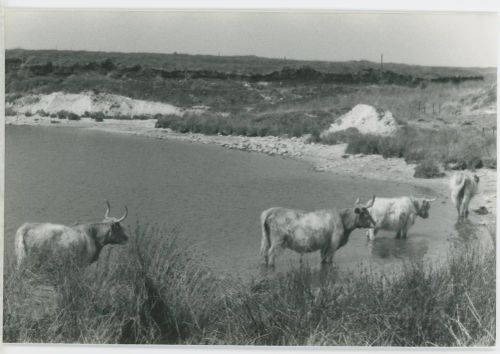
(412, 197), (435, 219)
(103, 201), (129, 244)
(354, 195), (376, 228)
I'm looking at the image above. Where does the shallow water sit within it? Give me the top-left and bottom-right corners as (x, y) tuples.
(5, 126), (477, 279)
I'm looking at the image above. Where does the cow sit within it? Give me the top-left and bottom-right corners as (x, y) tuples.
(365, 196), (435, 240)
(14, 201), (129, 269)
(260, 196), (376, 268)
(449, 172), (480, 221)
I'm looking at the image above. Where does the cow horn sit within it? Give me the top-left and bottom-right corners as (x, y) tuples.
(117, 206), (128, 222)
(365, 195), (376, 208)
(355, 197), (360, 205)
(105, 200), (111, 219)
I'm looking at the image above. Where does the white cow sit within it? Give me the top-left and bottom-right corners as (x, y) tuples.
(260, 196), (376, 268)
(449, 172), (480, 221)
(366, 196), (435, 240)
(15, 201), (129, 269)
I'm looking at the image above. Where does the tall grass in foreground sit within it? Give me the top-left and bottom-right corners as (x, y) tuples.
(3, 225), (495, 346)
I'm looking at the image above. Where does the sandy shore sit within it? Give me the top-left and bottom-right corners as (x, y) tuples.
(6, 114), (496, 228)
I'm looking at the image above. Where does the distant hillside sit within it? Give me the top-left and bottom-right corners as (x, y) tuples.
(5, 49), (496, 116)
(6, 48), (495, 79)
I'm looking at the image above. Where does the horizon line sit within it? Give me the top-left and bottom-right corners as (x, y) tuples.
(6, 47), (497, 70)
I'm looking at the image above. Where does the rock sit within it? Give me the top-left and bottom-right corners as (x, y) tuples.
(322, 104), (398, 137)
(473, 206), (489, 215)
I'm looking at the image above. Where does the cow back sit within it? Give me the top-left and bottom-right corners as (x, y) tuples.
(21, 223), (96, 265)
(267, 208), (341, 253)
(369, 197), (416, 230)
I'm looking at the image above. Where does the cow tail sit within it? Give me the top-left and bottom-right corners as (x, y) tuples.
(260, 209), (273, 258)
(14, 224), (28, 269)
(450, 173), (466, 208)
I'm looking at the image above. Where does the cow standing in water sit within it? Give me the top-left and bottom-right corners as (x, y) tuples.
(260, 196), (376, 268)
(15, 201), (129, 269)
(449, 172), (480, 221)
(366, 196), (435, 240)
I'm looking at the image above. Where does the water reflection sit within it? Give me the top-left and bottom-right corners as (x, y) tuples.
(256, 259), (340, 287)
(454, 219), (480, 242)
(452, 218), (495, 250)
(368, 235), (429, 262)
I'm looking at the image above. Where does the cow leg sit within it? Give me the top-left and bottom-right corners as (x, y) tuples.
(268, 243), (283, 269)
(397, 213), (409, 239)
(463, 194), (472, 219)
(460, 197), (468, 219)
(263, 254), (269, 266)
(367, 228), (377, 241)
(321, 247), (333, 265)
(456, 198), (462, 220)
(401, 223), (410, 239)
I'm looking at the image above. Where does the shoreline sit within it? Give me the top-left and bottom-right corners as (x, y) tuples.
(6, 114), (496, 227)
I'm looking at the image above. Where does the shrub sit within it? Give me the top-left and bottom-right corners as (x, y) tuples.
(155, 111), (333, 139)
(320, 127), (361, 145)
(57, 110), (70, 119)
(36, 110), (49, 117)
(132, 114), (152, 120)
(344, 133), (386, 155)
(67, 112), (80, 121)
(89, 111), (106, 121)
(24, 111), (33, 117)
(482, 157), (496, 170)
(414, 159), (445, 178)
(5, 106), (16, 116)
(337, 126), (495, 170)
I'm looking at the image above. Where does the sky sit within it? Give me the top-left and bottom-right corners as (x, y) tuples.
(4, 10), (499, 67)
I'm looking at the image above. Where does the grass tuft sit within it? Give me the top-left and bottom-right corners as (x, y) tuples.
(414, 159), (445, 178)
(3, 225), (495, 345)
(323, 125), (496, 170)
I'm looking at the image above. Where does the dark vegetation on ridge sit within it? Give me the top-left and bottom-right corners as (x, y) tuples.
(6, 49), (493, 109)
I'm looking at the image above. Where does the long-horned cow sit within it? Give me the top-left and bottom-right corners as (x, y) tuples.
(260, 196), (376, 268)
(15, 201), (129, 269)
(449, 172), (480, 221)
(366, 196), (435, 240)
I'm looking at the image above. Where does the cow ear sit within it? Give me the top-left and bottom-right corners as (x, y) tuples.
(354, 207), (361, 214)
